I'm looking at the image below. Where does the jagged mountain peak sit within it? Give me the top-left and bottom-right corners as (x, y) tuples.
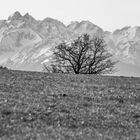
(8, 11), (22, 21)
(24, 13), (30, 17)
(23, 13), (37, 26)
(7, 12), (37, 24)
(23, 13), (33, 20)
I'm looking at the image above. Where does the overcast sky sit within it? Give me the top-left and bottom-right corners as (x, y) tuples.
(0, 0), (139, 31)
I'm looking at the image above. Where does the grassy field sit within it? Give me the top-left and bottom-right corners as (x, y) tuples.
(0, 69), (140, 140)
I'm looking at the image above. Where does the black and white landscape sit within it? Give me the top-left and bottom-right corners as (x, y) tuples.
(0, 11), (140, 76)
(1, 0), (140, 139)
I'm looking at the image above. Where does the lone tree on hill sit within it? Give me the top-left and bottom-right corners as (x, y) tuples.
(44, 34), (117, 74)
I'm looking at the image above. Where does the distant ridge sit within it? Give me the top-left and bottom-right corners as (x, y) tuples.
(0, 11), (140, 76)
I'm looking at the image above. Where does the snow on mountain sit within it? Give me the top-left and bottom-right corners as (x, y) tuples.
(1, 11), (140, 76)
(107, 26), (140, 65)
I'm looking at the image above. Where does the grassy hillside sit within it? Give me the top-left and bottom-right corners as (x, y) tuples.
(0, 69), (140, 140)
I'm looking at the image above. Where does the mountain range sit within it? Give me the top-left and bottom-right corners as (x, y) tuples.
(0, 11), (140, 77)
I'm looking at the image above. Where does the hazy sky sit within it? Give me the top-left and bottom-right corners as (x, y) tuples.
(0, 0), (140, 31)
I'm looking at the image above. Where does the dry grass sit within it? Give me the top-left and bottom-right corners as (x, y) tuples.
(0, 69), (140, 140)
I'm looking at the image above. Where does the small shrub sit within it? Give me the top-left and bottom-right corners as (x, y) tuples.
(0, 66), (8, 70)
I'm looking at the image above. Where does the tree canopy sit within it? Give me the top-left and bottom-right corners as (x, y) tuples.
(44, 34), (117, 74)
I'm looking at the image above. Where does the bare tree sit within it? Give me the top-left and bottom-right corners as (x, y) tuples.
(44, 34), (117, 74)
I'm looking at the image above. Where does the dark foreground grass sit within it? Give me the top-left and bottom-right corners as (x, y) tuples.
(0, 70), (140, 140)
